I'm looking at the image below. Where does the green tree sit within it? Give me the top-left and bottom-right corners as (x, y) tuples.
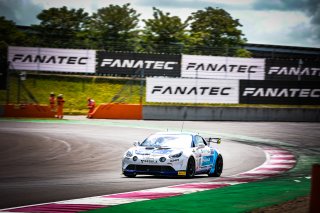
(0, 16), (31, 65)
(32, 6), (90, 48)
(234, 48), (252, 58)
(91, 3), (140, 51)
(0, 16), (29, 46)
(141, 7), (190, 53)
(188, 7), (247, 56)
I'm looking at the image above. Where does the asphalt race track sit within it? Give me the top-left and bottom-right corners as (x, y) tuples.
(0, 117), (319, 209)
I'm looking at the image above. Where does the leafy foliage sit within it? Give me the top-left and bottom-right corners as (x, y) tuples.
(0, 16), (29, 46)
(2, 4), (250, 56)
(189, 7), (247, 56)
(0, 16), (32, 65)
(141, 7), (190, 53)
(31, 6), (90, 48)
(90, 3), (140, 51)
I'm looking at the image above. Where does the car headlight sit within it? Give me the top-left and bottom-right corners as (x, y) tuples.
(125, 151), (133, 158)
(169, 151), (183, 158)
(159, 157), (166, 162)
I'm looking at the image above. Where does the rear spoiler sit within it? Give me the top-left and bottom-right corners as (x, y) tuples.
(205, 137), (221, 144)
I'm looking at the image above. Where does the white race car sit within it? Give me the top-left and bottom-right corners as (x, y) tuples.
(122, 132), (223, 178)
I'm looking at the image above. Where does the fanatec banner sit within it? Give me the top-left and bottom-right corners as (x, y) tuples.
(97, 52), (181, 77)
(265, 59), (320, 81)
(146, 77), (239, 104)
(181, 55), (265, 80)
(8, 46), (96, 73)
(240, 80), (320, 105)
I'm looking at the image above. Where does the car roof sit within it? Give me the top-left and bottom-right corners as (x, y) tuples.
(153, 131), (198, 136)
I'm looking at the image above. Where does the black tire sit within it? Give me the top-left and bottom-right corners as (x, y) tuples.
(208, 154), (223, 177)
(186, 157), (196, 178)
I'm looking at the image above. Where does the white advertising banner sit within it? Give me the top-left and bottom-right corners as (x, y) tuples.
(8, 46), (96, 73)
(181, 55), (265, 80)
(146, 77), (239, 104)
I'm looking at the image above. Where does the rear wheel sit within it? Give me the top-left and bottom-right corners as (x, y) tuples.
(209, 154), (223, 177)
(186, 157), (195, 178)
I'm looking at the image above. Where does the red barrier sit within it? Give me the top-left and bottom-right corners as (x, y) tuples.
(3, 104), (55, 118)
(90, 103), (142, 120)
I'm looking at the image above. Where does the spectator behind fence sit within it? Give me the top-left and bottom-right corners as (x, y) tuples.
(87, 97), (95, 118)
(56, 94), (65, 119)
(49, 92), (56, 112)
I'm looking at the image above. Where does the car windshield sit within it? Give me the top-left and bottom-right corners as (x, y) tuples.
(141, 134), (192, 149)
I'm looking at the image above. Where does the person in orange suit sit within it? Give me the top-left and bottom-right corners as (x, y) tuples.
(49, 92), (56, 112)
(56, 94), (65, 119)
(87, 97), (95, 118)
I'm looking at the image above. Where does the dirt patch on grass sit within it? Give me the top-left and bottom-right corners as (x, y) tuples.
(252, 196), (309, 213)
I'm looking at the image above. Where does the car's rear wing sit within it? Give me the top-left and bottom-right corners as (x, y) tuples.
(205, 137), (221, 144)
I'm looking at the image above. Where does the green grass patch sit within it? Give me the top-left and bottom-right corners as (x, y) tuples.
(1, 73), (319, 115)
(87, 154), (319, 213)
(0, 73), (144, 114)
(87, 177), (310, 213)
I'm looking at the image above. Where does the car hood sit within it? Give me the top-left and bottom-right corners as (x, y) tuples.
(132, 146), (181, 156)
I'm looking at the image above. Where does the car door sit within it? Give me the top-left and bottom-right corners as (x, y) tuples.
(193, 135), (212, 171)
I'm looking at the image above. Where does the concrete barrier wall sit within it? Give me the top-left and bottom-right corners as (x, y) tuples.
(143, 106), (320, 122)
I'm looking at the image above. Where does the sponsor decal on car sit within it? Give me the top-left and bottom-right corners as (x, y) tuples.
(141, 158), (157, 164)
(178, 171), (186, 176)
(201, 156), (214, 167)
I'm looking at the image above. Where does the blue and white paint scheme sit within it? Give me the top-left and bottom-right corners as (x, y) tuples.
(122, 132), (223, 178)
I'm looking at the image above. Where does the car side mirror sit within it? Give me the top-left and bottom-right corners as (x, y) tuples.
(197, 143), (205, 149)
(133, 141), (141, 146)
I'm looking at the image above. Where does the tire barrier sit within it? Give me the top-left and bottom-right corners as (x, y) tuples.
(90, 103), (142, 120)
(3, 104), (55, 118)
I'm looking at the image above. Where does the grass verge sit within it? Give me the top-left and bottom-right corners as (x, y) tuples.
(1, 73), (319, 115)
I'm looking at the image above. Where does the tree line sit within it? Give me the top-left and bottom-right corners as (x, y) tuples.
(0, 3), (251, 57)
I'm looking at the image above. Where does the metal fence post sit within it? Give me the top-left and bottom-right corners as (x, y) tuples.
(140, 69), (144, 105)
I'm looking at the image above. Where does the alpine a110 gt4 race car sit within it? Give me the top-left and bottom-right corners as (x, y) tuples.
(122, 132), (223, 178)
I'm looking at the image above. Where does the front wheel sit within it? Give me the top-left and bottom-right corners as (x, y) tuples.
(186, 157), (195, 178)
(208, 154), (223, 177)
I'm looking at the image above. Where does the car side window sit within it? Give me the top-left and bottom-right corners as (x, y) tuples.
(194, 135), (206, 147)
(200, 136), (207, 145)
